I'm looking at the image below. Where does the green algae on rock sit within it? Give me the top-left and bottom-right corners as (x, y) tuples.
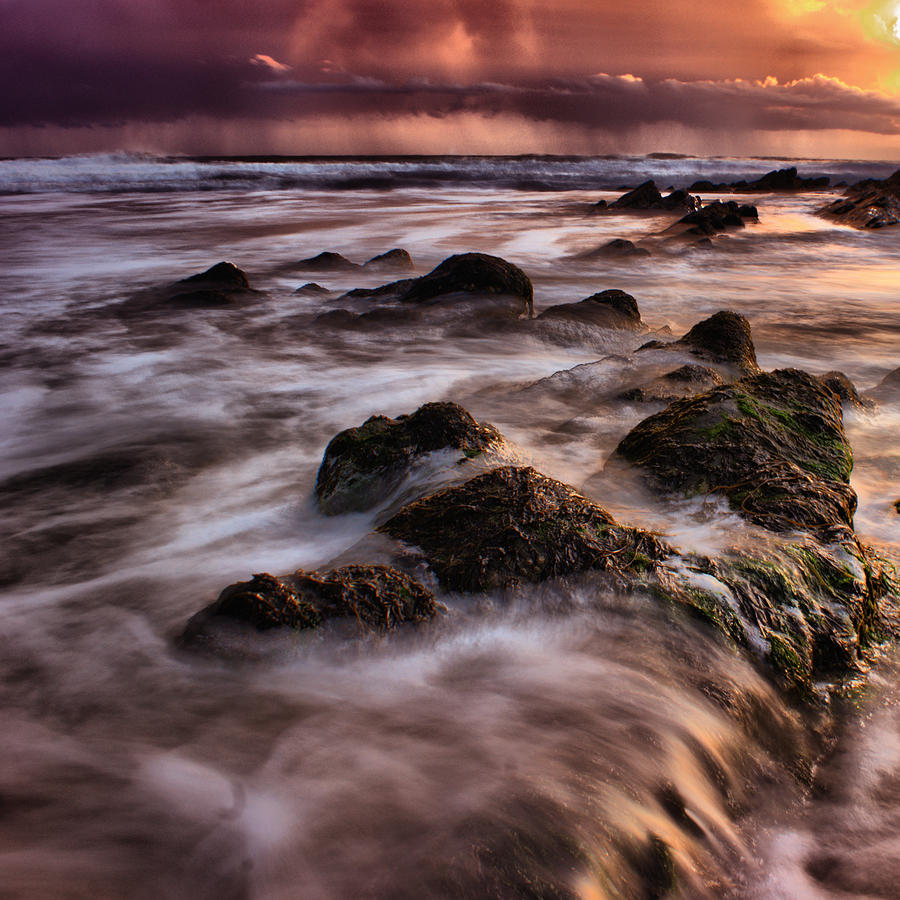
(379, 465), (670, 593)
(616, 368), (857, 538)
(315, 401), (505, 515)
(182, 564), (442, 643)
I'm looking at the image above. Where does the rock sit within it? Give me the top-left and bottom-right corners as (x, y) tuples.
(314, 308), (358, 327)
(380, 466), (670, 592)
(338, 279), (417, 301)
(607, 181), (700, 212)
(364, 248), (415, 272)
(538, 289), (642, 329)
(894, 499), (900, 515)
(673, 201), (757, 236)
(295, 252), (361, 271)
(678, 311), (759, 372)
(578, 238), (651, 259)
(619, 365), (724, 403)
(315, 401), (504, 515)
(182, 565), (441, 642)
(295, 282), (331, 295)
(399, 253), (534, 316)
(870, 365), (900, 402)
(818, 371), (868, 409)
(819, 170), (900, 229)
(177, 261), (250, 290)
(615, 368), (857, 538)
(688, 168), (830, 193)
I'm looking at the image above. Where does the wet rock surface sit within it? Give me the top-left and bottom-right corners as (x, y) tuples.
(619, 364), (724, 403)
(380, 466), (670, 593)
(295, 251), (361, 271)
(578, 238), (651, 259)
(819, 170), (900, 229)
(364, 248), (415, 272)
(315, 401), (505, 514)
(615, 368), (857, 538)
(538, 289), (642, 329)
(818, 370), (870, 409)
(182, 565), (441, 642)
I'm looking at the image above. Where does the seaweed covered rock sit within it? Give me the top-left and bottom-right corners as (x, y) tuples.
(315, 402), (504, 514)
(399, 253), (534, 316)
(538, 289), (642, 329)
(619, 365), (724, 403)
(616, 368), (857, 538)
(380, 466), (670, 592)
(606, 181), (700, 212)
(182, 565), (441, 643)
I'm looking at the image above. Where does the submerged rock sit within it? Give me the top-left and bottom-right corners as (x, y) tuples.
(578, 238), (651, 259)
(399, 252), (534, 316)
(182, 565), (441, 642)
(364, 248), (415, 272)
(380, 466), (669, 592)
(338, 278), (417, 301)
(639, 311), (759, 374)
(670, 201), (758, 238)
(689, 167), (829, 193)
(606, 181), (700, 212)
(619, 365), (724, 403)
(315, 402), (504, 514)
(538, 289), (642, 329)
(295, 251), (361, 271)
(295, 282), (330, 295)
(177, 261), (250, 290)
(615, 368), (857, 538)
(819, 170), (900, 229)
(142, 261), (257, 310)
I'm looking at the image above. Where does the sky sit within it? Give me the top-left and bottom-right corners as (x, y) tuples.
(3, 0), (900, 157)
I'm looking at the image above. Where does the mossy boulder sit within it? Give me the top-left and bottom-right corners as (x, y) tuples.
(379, 466), (670, 592)
(315, 402), (504, 515)
(182, 564), (441, 643)
(615, 368), (857, 538)
(538, 289), (642, 329)
(399, 253), (534, 316)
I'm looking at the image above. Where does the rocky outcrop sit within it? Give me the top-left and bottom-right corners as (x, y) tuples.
(537, 289), (642, 329)
(380, 466), (670, 592)
(689, 167), (829, 193)
(398, 253), (534, 316)
(818, 371), (869, 409)
(616, 368), (857, 538)
(315, 402), (505, 514)
(619, 365), (724, 403)
(603, 181), (700, 212)
(364, 248), (415, 272)
(639, 311), (759, 374)
(670, 201), (759, 237)
(819, 170), (900, 229)
(182, 565), (441, 642)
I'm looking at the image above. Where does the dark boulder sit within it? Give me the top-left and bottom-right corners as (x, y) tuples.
(295, 282), (331, 295)
(315, 401), (504, 514)
(819, 170), (900, 229)
(674, 201), (757, 236)
(538, 289), (642, 329)
(399, 253), (534, 316)
(182, 565), (441, 642)
(578, 238), (651, 259)
(379, 466), (670, 592)
(619, 365), (724, 403)
(295, 252), (361, 271)
(339, 278), (417, 301)
(679, 311), (759, 372)
(364, 248), (415, 272)
(615, 368), (857, 538)
(608, 181), (700, 212)
(177, 261), (250, 290)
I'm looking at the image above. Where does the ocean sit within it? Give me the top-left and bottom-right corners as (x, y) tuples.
(1, 153), (899, 898)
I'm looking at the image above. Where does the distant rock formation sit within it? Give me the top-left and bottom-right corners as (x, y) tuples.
(818, 170), (900, 229)
(689, 167), (829, 193)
